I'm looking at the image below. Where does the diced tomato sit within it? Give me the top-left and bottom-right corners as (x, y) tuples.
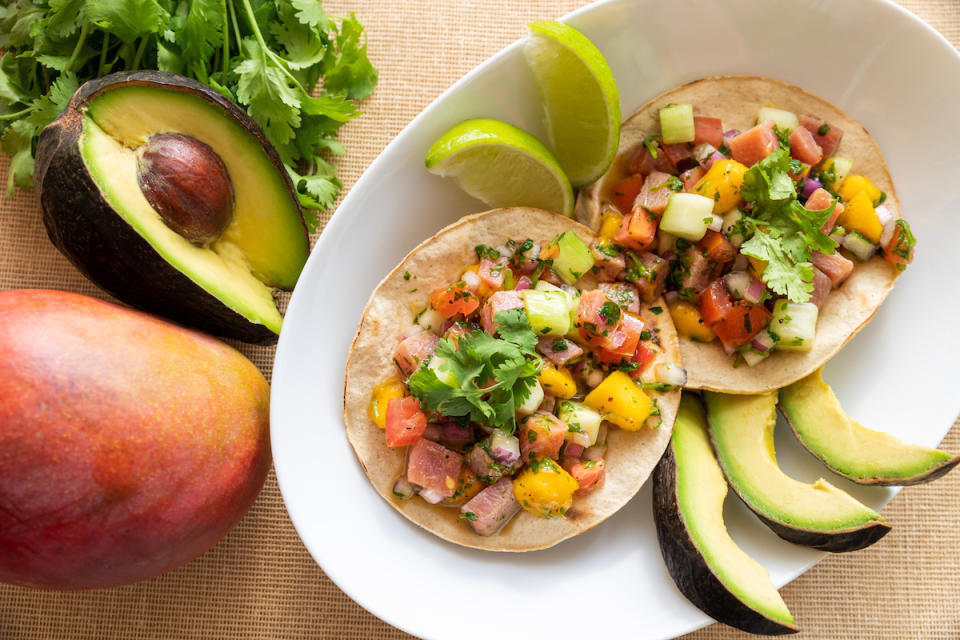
(393, 330), (439, 377)
(597, 312), (644, 364)
(633, 170), (675, 215)
(562, 458), (606, 496)
(693, 116), (724, 148)
(628, 341), (657, 380)
(800, 114), (843, 159)
(680, 166), (705, 192)
(385, 396), (427, 447)
(699, 278), (732, 326)
(729, 121), (779, 167)
(789, 126), (823, 166)
(698, 230), (736, 264)
(575, 289), (621, 347)
(430, 282), (480, 318)
(882, 221), (915, 266)
(478, 256), (509, 291)
(701, 279), (770, 347)
(611, 173), (645, 214)
(614, 206), (659, 252)
(661, 141), (692, 167)
(519, 411), (568, 463)
(811, 250), (854, 286)
(406, 438), (463, 499)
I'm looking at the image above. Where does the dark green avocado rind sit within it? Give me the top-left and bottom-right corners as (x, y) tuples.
(35, 71), (309, 345)
(653, 443), (799, 635)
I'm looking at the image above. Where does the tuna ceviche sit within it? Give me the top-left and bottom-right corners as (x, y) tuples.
(600, 103), (916, 366)
(368, 230), (684, 536)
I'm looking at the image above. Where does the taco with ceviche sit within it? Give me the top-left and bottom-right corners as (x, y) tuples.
(575, 76), (914, 394)
(344, 208), (683, 551)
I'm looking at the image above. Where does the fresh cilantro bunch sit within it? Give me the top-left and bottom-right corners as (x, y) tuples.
(738, 149), (838, 303)
(0, 0), (377, 230)
(407, 309), (542, 433)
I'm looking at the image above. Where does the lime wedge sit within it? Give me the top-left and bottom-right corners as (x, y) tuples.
(425, 118), (574, 217)
(524, 20), (621, 188)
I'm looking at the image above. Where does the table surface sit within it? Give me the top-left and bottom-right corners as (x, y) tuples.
(2, 1), (959, 639)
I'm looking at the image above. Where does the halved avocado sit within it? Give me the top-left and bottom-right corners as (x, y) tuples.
(653, 395), (798, 635)
(780, 369), (960, 485)
(704, 391), (890, 552)
(35, 71), (308, 344)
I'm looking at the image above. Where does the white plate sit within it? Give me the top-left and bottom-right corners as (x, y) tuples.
(271, 1), (960, 637)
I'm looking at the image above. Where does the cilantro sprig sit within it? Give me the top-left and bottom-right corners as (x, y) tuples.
(407, 309), (542, 433)
(738, 149), (838, 303)
(0, 0), (377, 229)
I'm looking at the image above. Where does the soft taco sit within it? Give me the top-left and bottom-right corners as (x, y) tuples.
(344, 208), (682, 551)
(575, 76), (914, 394)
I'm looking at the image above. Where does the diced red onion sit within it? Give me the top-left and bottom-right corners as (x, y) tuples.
(741, 348), (768, 367)
(423, 424), (442, 441)
(514, 275), (533, 290)
(879, 216), (897, 248)
(661, 250), (676, 262)
(462, 269), (481, 292)
(801, 177), (823, 200)
(725, 271), (753, 298)
(705, 151), (728, 170)
(392, 477), (417, 499)
(693, 143), (717, 166)
(595, 422), (609, 446)
(744, 278), (765, 304)
(722, 341), (737, 357)
(564, 442), (585, 458)
(490, 431), (521, 467)
(539, 394), (556, 413)
(655, 362), (687, 387)
(440, 422), (474, 449)
(707, 214), (724, 232)
(419, 488), (445, 504)
(829, 229), (845, 244)
(751, 329), (775, 353)
(723, 129), (740, 141)
(874, 204), (893, 227)
(583, 444), (607, 460)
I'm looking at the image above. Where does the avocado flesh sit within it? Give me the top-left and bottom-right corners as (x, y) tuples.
(84, 85), (307, 289)
(673, 398), (795, 627)
(81, 118), (283, 334)
(706, 391), (883, 530)
(780, 369), (958, 484)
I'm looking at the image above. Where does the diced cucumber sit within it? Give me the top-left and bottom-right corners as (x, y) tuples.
(841, 231), (877, 262)
(516, 381), (544, 417)
(416, 307), (446, 334)
(536, 280), (581, 334)
(722, 208), (746, 246)
(756, 107), (799, 133)
(556, 399), (603, 446)
(549, 231), (595, 285)
(821, 157), (853, 191)
(522, 289), (571, 336)
(769, 300), (818, 352)
(428, 355), (458, 386)
(659, 103), (695, 144)
(659, 193), (713, 241)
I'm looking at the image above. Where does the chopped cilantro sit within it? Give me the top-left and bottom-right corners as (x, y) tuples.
(651, 176), (684, 192)
(551, 338), (569, 351)
(649, 306), (663, 315)
(599, 300), (622, 324)
(459, 512), (478, 521)
(817, 123), (831, 136)
(475, 244), (501, 260)
(642, 134), (660, 158)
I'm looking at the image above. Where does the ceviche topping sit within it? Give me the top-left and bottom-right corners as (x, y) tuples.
(370, 230), (682, 536)
(603, 103), (915, 367)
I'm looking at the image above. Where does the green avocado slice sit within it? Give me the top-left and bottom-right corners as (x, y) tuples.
(705, 391), (890, 552)
(653, 395), (797, 635)
(779, 369), (960, 485)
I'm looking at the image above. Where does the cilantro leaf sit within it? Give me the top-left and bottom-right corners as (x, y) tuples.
(87, 0), (168, 44)
(493, 308), (538, 352)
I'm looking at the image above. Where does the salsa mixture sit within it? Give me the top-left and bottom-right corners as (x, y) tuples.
(368, 230), (683, 536)
(600, 103), (915, 366)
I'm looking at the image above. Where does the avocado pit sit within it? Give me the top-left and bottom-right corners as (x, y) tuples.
(136, 132), (234, 245)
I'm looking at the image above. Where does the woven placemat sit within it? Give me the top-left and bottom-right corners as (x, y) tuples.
(2, 1), (958, 639)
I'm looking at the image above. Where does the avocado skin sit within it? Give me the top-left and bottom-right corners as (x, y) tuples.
(779, 405), (960, 487)
(653, 445), (799, 636)
(35, 71), (308, 345)
(746, 505), (890, 553)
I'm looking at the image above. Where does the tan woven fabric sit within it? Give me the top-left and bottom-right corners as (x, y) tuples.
(1, 1), (958, 638)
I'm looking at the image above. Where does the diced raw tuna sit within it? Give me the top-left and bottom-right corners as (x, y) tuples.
(518, 411), (568, 463)
(537, 336), (584, 367)
(680, 166), (705, 192)
(599, 282), (640, 314)
(623, 251), (669, 303)
(633, 170), (675, 215)
(407, 438), (463, 501)
(460, 477), (521, 536)
(805, 187), (843, 231)
(661, 142), (692, 168)
(480, 290), (524, 335)
(561, 458), (606, 496)
(810, 267), (833, 309)
(624, 141), (674, 175)
(800, 114), (844, 159)
(465, 445), (502, 483)
(811, 251), (854, 286)
(789, 126), (823, 166)
(575, 289), (621, 346)
(591, 242), (625, 281)
(676, 246), (714, 300)
(478, 256), (509, 290)
(393, 329), (439, 377)
(693, 116), (724, 148)
(729, 120), (779, 167)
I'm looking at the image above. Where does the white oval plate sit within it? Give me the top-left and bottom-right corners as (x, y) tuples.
(272, 1), (960, 637)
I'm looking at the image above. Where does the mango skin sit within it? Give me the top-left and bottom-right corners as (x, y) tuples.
(0, 289), (271, 589)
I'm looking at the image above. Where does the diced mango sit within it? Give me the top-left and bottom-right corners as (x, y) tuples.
(441, 468), (483, 506)
(537, 363), (577, 399)
(748, 256), (767, 278)
(838, 174), (882, 205)
(513, 458), (579, 518)
(838, 191), (882, 244)
(598, 206), (624, 241)
(691, 159), (748, 214)
(368, 377), (406, 429)
(668, 300), (716, 343)
(584, 370), (655, 431)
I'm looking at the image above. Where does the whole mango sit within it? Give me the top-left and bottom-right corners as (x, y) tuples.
(0, 289), (270, 589)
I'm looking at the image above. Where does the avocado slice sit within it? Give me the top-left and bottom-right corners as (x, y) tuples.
(780, 369), (960, 485)
(705, 391), (890, 552)
(653, 395), (798, 636)
(35, 71), (308, 344)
